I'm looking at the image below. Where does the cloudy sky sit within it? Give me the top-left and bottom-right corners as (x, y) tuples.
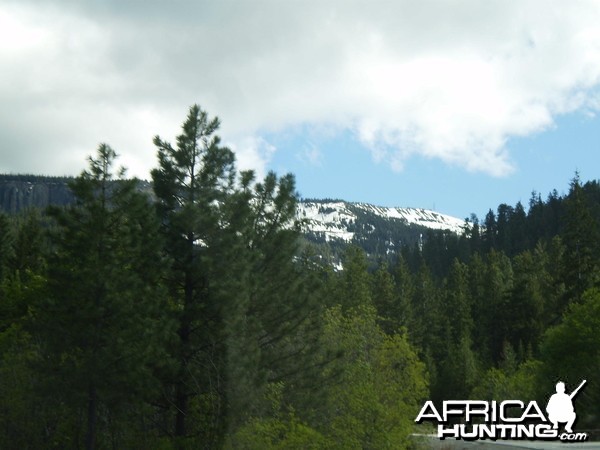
(2, 0), (600, 219)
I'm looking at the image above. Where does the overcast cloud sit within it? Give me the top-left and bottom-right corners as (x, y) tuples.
(2, 0), (600, 178)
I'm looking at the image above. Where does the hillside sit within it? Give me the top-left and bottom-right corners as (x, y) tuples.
(0, 175), (75, 213)
(0, 175), (467, 258)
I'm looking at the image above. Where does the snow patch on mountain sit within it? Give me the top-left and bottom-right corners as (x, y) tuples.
(298, 200), (466, 243)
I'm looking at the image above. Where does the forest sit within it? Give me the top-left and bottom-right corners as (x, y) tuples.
(0, 104), (599, 449)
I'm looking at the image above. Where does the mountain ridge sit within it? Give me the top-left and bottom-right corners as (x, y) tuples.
(0, 175), (466, 258)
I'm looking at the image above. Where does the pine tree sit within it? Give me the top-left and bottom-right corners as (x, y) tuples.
(0, 213), (13, 283)
(482, 209), (497, 253)
(152, 105), (238, 445)
(393, 254), (415, 332)
(333, 245), (372, 310)
(562, 173), (600, 301)
(33, 145), (169, 449)
(507, 251), (545, 353)
(444, 259), (473, 344)
(496, 204), (514, 255)
(371, 261), (399, 334)
(511, 201), (529, 255)
(151, 105), (325, 446)
(483, 250), (514, 364)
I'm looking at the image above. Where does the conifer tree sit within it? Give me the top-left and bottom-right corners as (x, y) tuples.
(152, 104), (239, 444)
(507, 251), (545, 352)
(371, 261), (398, 334)
(562, 173), (600, 301)
(0, 213), (13, 283)
(482, 209), (497, 253)
(334, 245), (372, 310)
(393, 254), (415, 331)
(482, 250), (514, 364)
(151, 105), (324, 446)
(511, 201), (529, 255)
(33, 145), (168, 449)
(444, 259), (473, 344)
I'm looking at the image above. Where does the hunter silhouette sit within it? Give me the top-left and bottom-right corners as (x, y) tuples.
(546, 380), (586, 433)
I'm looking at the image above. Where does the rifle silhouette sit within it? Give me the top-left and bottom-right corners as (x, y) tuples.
(569, 380), (587, 400)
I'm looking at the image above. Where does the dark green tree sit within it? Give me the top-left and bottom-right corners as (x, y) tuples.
(482, 209), (497, 253)
(0, 213), (13, 283)
(333, 245), (372, 310)
(152, 104), (239, 445)
(506, 250), (545, 354)
(541, 288), (600, 428)
(474, 250), (513, 364)
(562, 173), (600, 301)
(510, 201), (529, 256)
(152, 105), (325, 447)
(33, 145), (169, 449)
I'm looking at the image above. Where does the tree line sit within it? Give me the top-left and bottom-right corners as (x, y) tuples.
(381, 171), (600, 428)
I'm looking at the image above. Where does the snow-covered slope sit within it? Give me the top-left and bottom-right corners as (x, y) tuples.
(298, 200), (466, 243)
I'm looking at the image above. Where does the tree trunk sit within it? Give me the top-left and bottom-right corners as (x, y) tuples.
(85, 384), (98, 450)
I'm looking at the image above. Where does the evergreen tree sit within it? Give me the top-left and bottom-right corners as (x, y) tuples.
(152, 104), (239, 445)
(476, 250), (513, 364)
(444, 259), (473, 344)
(527, 191), (545, 243)
(482, 209), (497, 253)
(371, 261), (398, 334)
(510, 201), (529, 256)
(333, 245), (372, 310)
(393, 254), (415, 332)
(9, 210), (44, 276)
(507, 250), (545, 353)
(0, 213), (13, 283)
(33, 145), (169, 449)
(438, 260), (478, 400)
(542, 236), (567, 324)
(152, 105), (325, 446)
(541, 288), (600, 428)
(496, 204), (514, 255)
(562, 173), (600, 301)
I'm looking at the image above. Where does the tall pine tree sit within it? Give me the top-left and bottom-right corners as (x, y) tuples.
(33, 145), (169, 449)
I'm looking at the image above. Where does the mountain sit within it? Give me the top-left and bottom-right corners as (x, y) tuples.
(0, 175), (154, 214)
(300, 200), (465, 241)
(0, 175), (75, 214)
(298, 199), (467, 260)
(0, 175), (467, 261)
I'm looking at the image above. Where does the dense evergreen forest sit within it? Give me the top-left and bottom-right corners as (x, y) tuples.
(1, 105), (599, 449)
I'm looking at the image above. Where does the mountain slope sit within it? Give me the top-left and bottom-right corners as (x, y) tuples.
(0, 175), (467, 259)
(298, 200), (467, 263)
(299, 200), (465, 243)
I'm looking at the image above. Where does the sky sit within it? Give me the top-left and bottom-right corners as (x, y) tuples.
(2, 0), (600, 220)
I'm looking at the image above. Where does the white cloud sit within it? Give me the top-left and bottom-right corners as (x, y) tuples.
(297, 142), (323, 168)
(226, 135), (277, 179)
(2, 0), (600, 178)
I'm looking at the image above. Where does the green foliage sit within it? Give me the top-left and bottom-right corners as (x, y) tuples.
(229, 415), (328, 450)
(4, 107), (600, 449)
(562, 174), (600, 300)
(540, 288), (600, 427)
(227, 384), (329, 450)
(31, 144), (170, 449)
(318, 305), (428, 449)
(333, 245), (373, 309)
(471, 359), (543, 404)
(371, 261), (402, 334)
(151, 105), (326, 446)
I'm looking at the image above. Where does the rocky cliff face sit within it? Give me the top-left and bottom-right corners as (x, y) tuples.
(0, 176), (74, 213)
